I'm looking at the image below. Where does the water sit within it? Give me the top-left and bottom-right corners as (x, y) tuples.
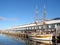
(0, 34), (26, 45)
(0, 34), (60, 45)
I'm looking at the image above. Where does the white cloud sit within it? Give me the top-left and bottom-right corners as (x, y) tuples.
(0, 16), (6, 20)
(0, 16), (17, 21)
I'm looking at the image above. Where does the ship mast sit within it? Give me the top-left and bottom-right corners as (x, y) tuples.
(43, 2), (46, 33)
(35, 5), (38, 33)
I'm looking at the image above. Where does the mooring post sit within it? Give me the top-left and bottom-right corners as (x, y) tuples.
(55, 28), (57, 43)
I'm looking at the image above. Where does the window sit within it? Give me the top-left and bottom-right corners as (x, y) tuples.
(51, 24), (55, 28)
(26, 27), (29, 30)
(55, 24), (57, 28)
(39, 26), (41, 29)
(29, 27), (31, 30)
(57, 23), (60, 26)
(35, 26), (37, 29)
(49, 25), (51, 28)
(32, 26), (34, 29)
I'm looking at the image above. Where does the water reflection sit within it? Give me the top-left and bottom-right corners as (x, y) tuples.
(25, 40), (52, 45)
(0, 34), (26, 45)
(25, 40), (60, 45)
(0, 34), (60, 45)
(4, 34), (25, 43)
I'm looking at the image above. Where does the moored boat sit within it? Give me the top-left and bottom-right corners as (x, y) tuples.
(29, 1), (53, 41)
(29, 33), (53, 41)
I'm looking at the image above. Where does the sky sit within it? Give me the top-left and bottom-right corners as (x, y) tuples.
(0, 0), (60, 29)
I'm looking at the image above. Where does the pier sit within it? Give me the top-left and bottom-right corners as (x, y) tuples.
(1, 30), (28, 39)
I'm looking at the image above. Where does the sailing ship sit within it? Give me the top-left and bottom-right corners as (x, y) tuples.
(29, 3), (53, 41)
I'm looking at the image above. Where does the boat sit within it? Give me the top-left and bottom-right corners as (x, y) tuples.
(28, 3), (53, 41)
(29, 33), (53, 41)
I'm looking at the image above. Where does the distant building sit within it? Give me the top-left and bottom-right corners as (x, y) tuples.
(10, 18), (60, 33)
(2, 18), (60, 34)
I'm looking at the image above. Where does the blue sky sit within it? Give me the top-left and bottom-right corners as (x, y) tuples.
(0, 0), (60, 29)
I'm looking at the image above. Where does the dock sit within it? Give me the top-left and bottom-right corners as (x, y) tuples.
(1, 30), (28, 39)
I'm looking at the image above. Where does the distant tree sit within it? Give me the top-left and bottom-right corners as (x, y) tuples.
(52, 17), (60, 20)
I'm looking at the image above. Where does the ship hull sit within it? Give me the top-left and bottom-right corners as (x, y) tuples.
(29, 34), (53, 41)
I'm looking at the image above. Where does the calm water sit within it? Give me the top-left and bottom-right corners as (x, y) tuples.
(0, 34), (26, 45)
(0, 34), (60, 45)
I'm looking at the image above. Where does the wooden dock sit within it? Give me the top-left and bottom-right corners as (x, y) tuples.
(1, 30), (28, 39)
